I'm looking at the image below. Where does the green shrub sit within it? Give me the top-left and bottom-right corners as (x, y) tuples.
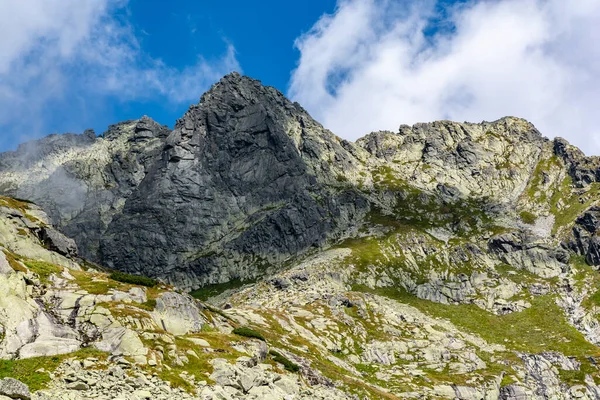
(109, 271), (157, 287)
(269, 350), (300, 372)
(190, 279), (253, 301)
(232, 327), (265, 341)
(335, 174), (348, 183)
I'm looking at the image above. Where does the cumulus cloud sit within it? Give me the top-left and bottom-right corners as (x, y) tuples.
(290, 0), (600, 155)
(0, 0), (240, 149)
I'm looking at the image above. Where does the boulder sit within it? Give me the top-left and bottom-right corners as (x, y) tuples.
(37, 227), (78, 258)
(151, 292), (206, 335)
(0, 253), (13, 275)
(0, 378), (30, 400)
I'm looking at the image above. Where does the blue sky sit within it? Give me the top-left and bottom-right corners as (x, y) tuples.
(126, 0), (337, 90)
(0, 0), (337, 151)
(0, 0), (599, 154)
(113, 0), (337, 132)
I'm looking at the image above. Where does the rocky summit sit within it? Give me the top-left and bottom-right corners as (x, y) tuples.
(0, 73), (599, 399)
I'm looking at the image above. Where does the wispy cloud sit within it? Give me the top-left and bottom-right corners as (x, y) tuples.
(289, 0), (600, 155)
(0, 0), (240, 149)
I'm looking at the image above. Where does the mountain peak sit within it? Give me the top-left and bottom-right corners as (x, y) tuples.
(195, 72), (298, 115)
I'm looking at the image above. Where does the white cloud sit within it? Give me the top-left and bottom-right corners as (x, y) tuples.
(290, 0), (600, 155)
(0, 0), (240, 149)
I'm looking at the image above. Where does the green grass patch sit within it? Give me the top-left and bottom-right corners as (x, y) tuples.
(353, 285), (600, 358)
(71, 270), (120, 295)
(344, 305), (361, 318)
(22, 259), (63, 283)
(269, 350), (300, 372)
(2, 250), (27, 273)
(519, 211), (537, 224)
(109, 271), (157, 287)
(0, 348), (107, 392)
(0, 196), (32, 211)
(138, 299), (157, 311)
(232, 327), (265, 341)
(355, 363), (379, 375)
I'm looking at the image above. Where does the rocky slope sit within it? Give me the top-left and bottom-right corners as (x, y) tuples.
(1, 73), (600, 398)
(0, 197), (355, 399)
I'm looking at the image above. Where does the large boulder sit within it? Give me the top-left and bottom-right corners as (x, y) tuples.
(37, 227), (78, 258)
(0, 378), (30, 400)
(151, 292), (206, 335)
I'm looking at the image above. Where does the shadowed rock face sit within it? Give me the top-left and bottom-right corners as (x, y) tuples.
(99, 73), (368, 288)
(0, 117), (170, 263)
(0, 73), (369, 289)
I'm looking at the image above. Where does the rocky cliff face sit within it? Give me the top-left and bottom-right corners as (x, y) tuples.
(0, 73), (371, 289)
(2, 73), (600, 398)
(100, 73), (368, 288)
(0, 117), (170, 263)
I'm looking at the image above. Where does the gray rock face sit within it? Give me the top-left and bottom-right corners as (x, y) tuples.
(0, 118), (170, 263)
(358, 117), (547, 202)
(98, 73), (368, 288)
(0, 378), (30, 400)
(490, 232), (569, 277)
(554, 137), (600, 188)
(569, 206), (600, 266)
(37, 227), (78, 257)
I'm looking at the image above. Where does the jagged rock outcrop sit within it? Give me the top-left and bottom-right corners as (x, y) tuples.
(99, 73), (368, 288)
(554, 137), (600, 188)
(0, 74), (371, 289)
(357, 117), (548, 202)
(569, 206), (600, 266)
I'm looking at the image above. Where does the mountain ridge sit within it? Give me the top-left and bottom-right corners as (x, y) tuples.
(2, 73), (600, 398)
(0, 72), (598, 290)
